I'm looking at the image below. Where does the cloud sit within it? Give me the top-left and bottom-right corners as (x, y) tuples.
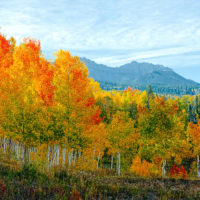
(1, 0), (200, 70)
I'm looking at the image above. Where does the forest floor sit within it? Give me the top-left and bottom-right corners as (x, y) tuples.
(0, 161), (200, 199)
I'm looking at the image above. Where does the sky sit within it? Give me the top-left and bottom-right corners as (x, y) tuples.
(0, 0), (200, 82)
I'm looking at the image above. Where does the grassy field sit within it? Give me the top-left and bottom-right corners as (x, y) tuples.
(0, 161), (200, 200)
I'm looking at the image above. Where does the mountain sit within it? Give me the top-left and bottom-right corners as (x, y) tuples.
(81, 57), (199, 86)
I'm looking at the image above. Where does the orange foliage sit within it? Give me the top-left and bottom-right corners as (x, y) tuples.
(188, 120), (200, 147)
(24, 38), (41, 53)
(12, 38), (54, 106)
(137, 105), (147, 114)
(155, 96), (165, 106)
(130, 156), (153, 177)
(34, 58), (54, 106)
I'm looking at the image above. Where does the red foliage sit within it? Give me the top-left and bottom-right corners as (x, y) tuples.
(158, 158), (162, 165)
(90, 109), (103, 125)
(0, 33), (13, 68)
(169, 164), (188, 179)
(0, 34), (11, 55)
(85, 97), (95, 107)
(0, 180), (6, 195)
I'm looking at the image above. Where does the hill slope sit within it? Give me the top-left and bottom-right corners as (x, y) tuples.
(81, 58), (199, 86)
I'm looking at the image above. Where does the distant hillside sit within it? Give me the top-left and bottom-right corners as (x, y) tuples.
(81, 58), (199, 87)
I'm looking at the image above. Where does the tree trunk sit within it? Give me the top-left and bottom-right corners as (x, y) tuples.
(56, 146), (60, 166)
(49, 146), (52, 167)
(70, 151), (73, 165)
(8, 138), (11, 153)
(16, 142), (19, 159)
(3, 138), (6, 152)
(111, 155), (113, 170)
(46, 145), (50, 170)
(97, 150), (101, 169)
(78, 151), (81, 158)
(73, 151), (76, 165)
(62, 147), (66, 166)
(197, 155), (200, 178)
(118, 152), (120, 176)
(24, 146), (29, 164)
(53, 145), (57, 166)
(68, 151), (70, 166)
(21, 145), (24, 164)
(93, 146), (96, 161)
(162, 160), (166, 178)
(68, 149), (73, 167)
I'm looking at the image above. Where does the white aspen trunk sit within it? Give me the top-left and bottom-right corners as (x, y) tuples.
(56, 146), (60, 166)
(162, 160), (166, 178)
(15, 143), (18, 159)
(13, 140), (16, 153)
(8, 138), (11, 152)
(197, 155), (200, 178)
(68, 150), (73, 166)
(118, 152), (120, 176)
(62, 147), (66, 166)
(70, 150), (73, 165)
(53, 145), (57, 166)
(12, 140), (15, 153)
(73, 151), (76, 165)
(24, 147), (29, 164)
(16, 143), (19, 159)
(111, 155), (113, 170)
(77, 151), (79, 159)
(29, 148), (33, 161)
(97, 150), (101, 169)
(52, 146), (55, 166)
(93, 146), (96, 161)
(10, 140), (13, 153)
(46, 145), (50, 170)
(68, 150), (71, 166)
(3, 138), (6, 152)
(21, 145), (24, 164)
(78, 151), (81, 158)
(49, 146), (52, 167)
(51, 147), (54, 167)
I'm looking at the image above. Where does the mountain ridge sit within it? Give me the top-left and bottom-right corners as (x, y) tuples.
(81, 57), (199, 86)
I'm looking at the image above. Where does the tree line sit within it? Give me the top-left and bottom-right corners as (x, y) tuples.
(99, 81), (200, 96)
(1, 33), (200, 179)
